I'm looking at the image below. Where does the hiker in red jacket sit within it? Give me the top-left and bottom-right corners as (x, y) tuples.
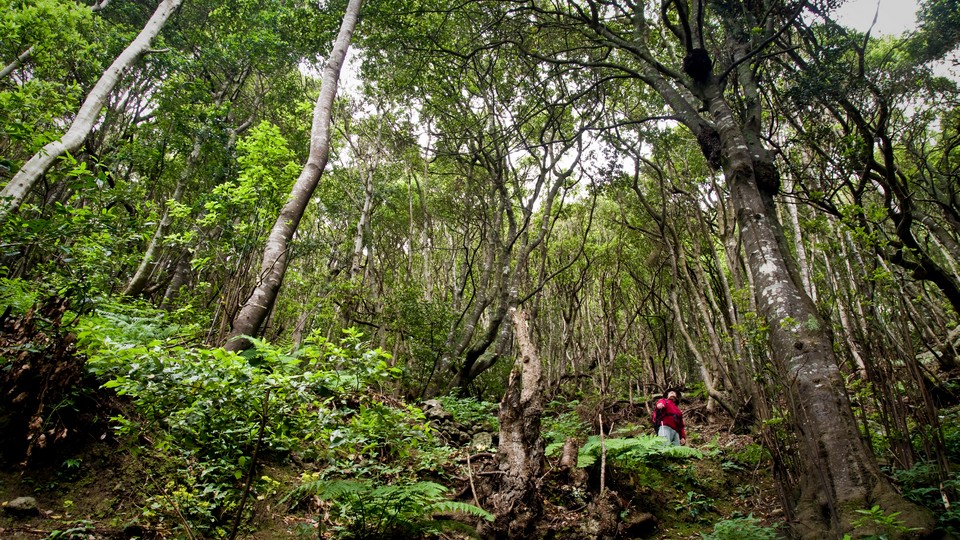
(652, 390), (686, 446)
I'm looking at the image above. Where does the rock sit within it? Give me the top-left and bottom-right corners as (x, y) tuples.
(620, 511), (657, 538)
(421, 399), (452, 421)
(583, 490), (621, 539)
(471, 431), (494, 450)
(3, 496), (40, 517)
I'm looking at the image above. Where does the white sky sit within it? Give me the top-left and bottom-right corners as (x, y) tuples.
(833, 0), (921, 35)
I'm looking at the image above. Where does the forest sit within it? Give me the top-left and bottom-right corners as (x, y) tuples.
(1, 0), (959, 538)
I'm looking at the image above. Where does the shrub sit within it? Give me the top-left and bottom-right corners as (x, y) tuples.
(77, 309), (415, 537)
(543, 408), (588, 457)
(437, 394), (498, 432)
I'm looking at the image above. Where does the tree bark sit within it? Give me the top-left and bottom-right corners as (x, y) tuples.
(0, 0), (182, 220)
(484, 306), (544, 539)
(0, 46), (33, 80)
(224, 0), (362, 350)
(702, 78), (933, 537)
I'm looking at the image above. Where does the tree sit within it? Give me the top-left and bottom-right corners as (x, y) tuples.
(0, 0), (183, 220)
(491, 0), (935, 535)
(225, 0), (363, 351)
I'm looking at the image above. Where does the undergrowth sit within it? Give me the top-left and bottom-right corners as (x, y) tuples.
(74, 304), (460, 538)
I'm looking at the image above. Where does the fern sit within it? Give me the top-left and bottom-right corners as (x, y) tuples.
(281, 478), (369, 507)
(662, 445), (703, 459)
(283, 478), (492, 538)
(578, 434), (702, 468)
(428, 500), (494, 521)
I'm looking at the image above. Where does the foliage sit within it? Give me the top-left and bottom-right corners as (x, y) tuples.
(76, 308), (428, 536)
(282, 478), (492, 539)
(701, 515), (780, 540)
(577, 434), (702, 469)
(893, 461), (960, 533)
(677, 490), (715, 522)
(0, 276), (43, 314)
(437, 393), (498, 432)
(730, 443), (772, 467)
(543, 405), (588, 457)
(848, 505), (920, 538)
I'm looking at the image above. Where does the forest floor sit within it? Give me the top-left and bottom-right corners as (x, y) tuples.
(0, 394), (786, 540)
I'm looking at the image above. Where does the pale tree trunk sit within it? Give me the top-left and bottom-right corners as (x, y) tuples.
(822, 252), (867, 375)
(160, 257), (190, 309)
(418, 126), (435, 301)
(224, 0), (362, 350)
(667, 236), (731, 417)
(784, 179), (817, 303)
(347, 116), (384, 284)
(0, 0), (182, 221)
(484, 306), (544, 539)
(0, 46), (33, 80)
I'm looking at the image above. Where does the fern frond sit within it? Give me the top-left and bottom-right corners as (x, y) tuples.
(424, 518), (483, 538)
(662, 445), (703, 459)
(428, 500), (494, 521)
(281, 478), (370, 507)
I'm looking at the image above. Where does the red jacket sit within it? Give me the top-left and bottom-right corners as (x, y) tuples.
(653, 398), (685, 439)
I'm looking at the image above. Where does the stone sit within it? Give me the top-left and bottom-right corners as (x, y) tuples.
(620, 511), (657, 538)
(421, 399), (451, 421)
(471, 431), (494, 450)
(3, 496), (40, 517)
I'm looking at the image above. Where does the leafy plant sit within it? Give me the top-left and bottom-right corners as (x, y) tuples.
(283, 479), (492, 539)
(77, 310), (416, 537)
(437, 393), (498, 432)
(44, 520), (95, 540)
(676, 490), (714, 521)
(730, 443), (771, 467)
(577, 434), (702, 469)
(850, 505), (920, 537)
(892, 461), (960, 533)
(543, 408), (588, 457)
(701, 514), (780, 540)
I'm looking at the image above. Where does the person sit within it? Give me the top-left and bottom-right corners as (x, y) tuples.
(652, 390), (686, 446)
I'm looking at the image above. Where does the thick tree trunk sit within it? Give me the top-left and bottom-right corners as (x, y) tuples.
(0, 0), (182, 221)
(224, 0), (362, 351)
(484, 307), (544, 539)
(703, 80), (934, 538)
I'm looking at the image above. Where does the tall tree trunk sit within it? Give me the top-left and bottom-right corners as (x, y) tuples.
(702, 79), (934, 537)
(0, 0), (182, 220)
(224, 0), (362, 350)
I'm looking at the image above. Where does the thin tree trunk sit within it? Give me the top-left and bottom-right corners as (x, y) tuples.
(785, 179), (817, 303)
(0, 46), (33, 80)
(124, 140), (199, 297)
(0, 0), (182, 220)
(224, 0), (362, 350)
(160, 256), (190, 309)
